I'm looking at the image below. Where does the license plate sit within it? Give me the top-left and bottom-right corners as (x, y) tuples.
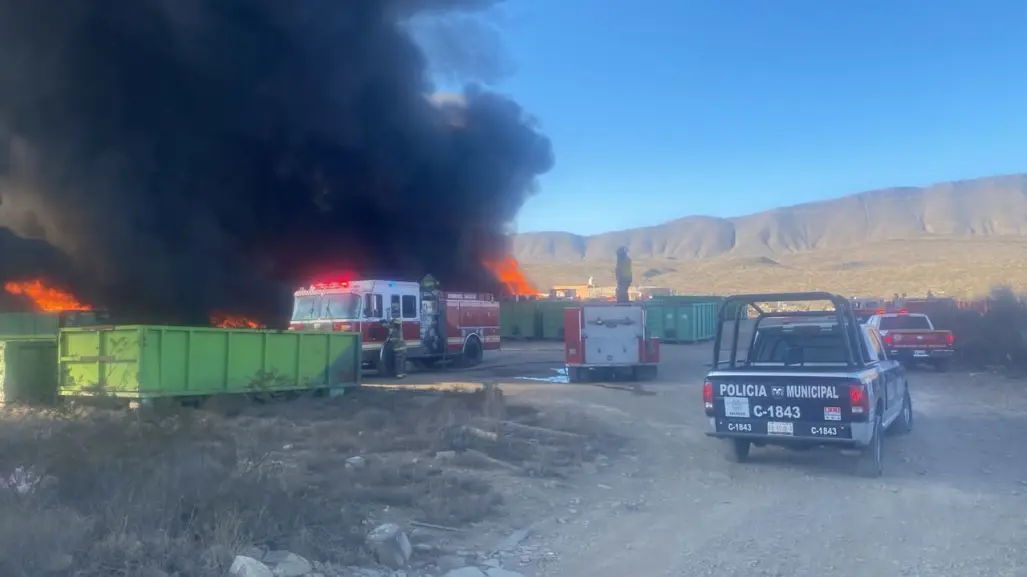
(914, 350), (928, 357)
(723, 397), (750, 418)
(809, 425), (840, 437)
(767, 421), (793, 435)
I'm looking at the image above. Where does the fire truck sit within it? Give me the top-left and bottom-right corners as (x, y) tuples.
(288, 277), (501, 375)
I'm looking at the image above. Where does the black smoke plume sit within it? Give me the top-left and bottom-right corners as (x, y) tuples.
(0, 0), (552, 325)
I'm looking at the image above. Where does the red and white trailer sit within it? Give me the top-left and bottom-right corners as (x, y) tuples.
(563, 303), (660, 383)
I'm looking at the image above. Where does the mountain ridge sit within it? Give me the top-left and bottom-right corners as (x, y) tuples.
(513, 174), (1027, 262)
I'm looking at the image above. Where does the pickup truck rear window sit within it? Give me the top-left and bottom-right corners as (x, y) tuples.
(748, 327), (848, 365)
(879, 315), (931, 330)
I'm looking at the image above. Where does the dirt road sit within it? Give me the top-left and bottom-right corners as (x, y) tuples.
(426, 341), (1027, 577)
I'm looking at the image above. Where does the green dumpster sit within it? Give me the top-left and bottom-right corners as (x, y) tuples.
(643, 303), (666, 340)
(648, 295), (723, 306)
(0, 311), (110, 340)
(58, 326), (362, 400)
(538, 301), (573, 340)
(0, 312), (60, 339)
(674, 302), (718, 342)
(0, 339), (59, 405)
(500, 300), (540, 340)
(644, 300), (720, 343)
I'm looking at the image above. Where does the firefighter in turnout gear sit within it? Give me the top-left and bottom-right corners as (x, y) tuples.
(615, 246), (632, 303)
(382, 302), (407, 378)
(421, 273), (440, 291)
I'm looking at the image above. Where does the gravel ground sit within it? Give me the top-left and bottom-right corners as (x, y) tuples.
(459, 341), (1027, 577)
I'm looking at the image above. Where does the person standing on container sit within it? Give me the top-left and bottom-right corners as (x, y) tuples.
(383, 302), (407, 379)
(615, 246), (632, 303)
(421, 273), (440, 292)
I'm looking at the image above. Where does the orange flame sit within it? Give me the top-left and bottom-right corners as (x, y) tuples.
(3, 280), (93, 312)
(485, 256), (537, 296)
(210, 313), (265, 329)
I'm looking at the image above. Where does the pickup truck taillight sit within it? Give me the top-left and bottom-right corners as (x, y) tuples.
(882, 334), (893, 346)
(703, 381), (714, 415)
(946, 333), (954, 345)
(849, 382), (869, 419)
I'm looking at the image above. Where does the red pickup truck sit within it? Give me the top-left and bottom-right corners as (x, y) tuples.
(867, 311), (954, 371)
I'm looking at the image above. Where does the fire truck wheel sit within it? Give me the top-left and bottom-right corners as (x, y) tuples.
(631, 365), (657, 381)
(461, 337), (483, 367)
(568, 367), (589, 383)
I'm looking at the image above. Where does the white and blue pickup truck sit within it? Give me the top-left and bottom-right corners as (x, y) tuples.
(703, 292), (914, 478)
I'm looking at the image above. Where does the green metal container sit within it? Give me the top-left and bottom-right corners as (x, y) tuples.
(500, 300), (540, 340)
(538, 301), (573, 340)
(643, 300), (719, 343)
(0, 311), (110, 340)
(58, 326), (362, 400)
(0, 312), (60, 340)
(0, 339), (59, 405)
(676, 302), (718, 342)
(644, 303), (666, 340)
(648, 295), (724, 305)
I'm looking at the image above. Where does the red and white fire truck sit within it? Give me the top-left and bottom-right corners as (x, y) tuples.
(288, 278), (501, 374)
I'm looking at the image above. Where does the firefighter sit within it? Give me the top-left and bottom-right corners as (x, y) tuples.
(382, 302), (407, 378)
(421, 273), (439, 291)
(615, 246), (632, 303)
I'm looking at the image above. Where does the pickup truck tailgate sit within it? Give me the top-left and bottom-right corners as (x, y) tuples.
(707, 374), (866, 440)
(883, 330), (951, 348)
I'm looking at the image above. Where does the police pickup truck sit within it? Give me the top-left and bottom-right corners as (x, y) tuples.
(703, 292), (914, 477)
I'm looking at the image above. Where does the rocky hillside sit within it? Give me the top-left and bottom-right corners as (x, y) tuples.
(513, 174), (1027, 262)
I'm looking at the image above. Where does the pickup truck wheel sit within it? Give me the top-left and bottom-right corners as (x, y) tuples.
(894, 389), (914, 434)
(729, 439), (751, 463)
(857, 413), (884, 478)
(932, 359), (950, 373)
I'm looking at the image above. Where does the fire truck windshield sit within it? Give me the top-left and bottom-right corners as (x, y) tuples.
(291, 292), (362, 321)
(320, 293), (361, 319)
(292, 295), (321, 321)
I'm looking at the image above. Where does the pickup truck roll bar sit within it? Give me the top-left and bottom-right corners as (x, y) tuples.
(714, 291), (866, 369)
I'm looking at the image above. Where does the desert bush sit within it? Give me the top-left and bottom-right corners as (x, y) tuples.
(0, 408), (368, 577)
(946, 286), (1027, 371)
(0, 393), (492, 576)
(0, 387), (613, 577)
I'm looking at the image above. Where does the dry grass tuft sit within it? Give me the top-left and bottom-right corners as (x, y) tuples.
(0, 386), (618, 577)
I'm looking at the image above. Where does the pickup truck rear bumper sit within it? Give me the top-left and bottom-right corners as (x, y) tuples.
(705, 418), (874, 447)
(887, 348), (954, 361)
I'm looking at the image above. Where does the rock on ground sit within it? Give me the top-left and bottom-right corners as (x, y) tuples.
(441, 568), (487, 577)
(436, 555), (468, 573)
(262, 550), (313, 577)
(228, 556), (274, 577)
(484, 569), (524, 577)
(366, 523), (413, 569)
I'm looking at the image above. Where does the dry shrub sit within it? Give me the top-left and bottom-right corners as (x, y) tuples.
(0, 407), (352, 577)
(975, 287), (1027, 370)
(0, 386), (609, 577)
(939, 286), (1027, 371)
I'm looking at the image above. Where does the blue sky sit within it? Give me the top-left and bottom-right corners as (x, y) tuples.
(451, 0), (1027, 236)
